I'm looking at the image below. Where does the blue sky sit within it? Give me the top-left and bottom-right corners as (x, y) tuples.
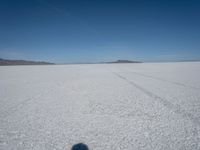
(0, 0), (200, 63)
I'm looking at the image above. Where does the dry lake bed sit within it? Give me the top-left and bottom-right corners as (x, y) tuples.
(0, 62), (200, 150)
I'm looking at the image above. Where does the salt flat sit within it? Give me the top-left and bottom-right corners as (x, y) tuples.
(0, 62), (200, 150)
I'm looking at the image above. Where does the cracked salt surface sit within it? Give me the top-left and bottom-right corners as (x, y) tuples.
(0, 62), (200, 150)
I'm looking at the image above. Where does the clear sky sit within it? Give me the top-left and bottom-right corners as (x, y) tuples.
(0, 0), (200, 63)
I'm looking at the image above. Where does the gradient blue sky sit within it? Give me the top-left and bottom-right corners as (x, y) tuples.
(0, 0), (200, 63)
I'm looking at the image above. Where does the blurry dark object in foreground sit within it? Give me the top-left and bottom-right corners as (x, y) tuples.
(71, 143), (89, 150)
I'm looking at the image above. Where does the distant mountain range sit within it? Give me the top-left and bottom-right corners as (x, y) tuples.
(0, 58), (142, 66)
(0, 58), (54, 66)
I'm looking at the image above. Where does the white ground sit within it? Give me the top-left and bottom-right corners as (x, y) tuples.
(0, 62), (200, 150)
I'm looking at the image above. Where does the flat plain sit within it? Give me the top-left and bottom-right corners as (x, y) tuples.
(0, 62), (200, 150)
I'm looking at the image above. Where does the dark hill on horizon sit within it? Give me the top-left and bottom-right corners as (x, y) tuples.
(0, 58), (54, 66)
(106, 60), (142, 63)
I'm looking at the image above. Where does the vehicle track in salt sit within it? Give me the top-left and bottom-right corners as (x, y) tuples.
(112, 71), (200, 128)
(111, 70), (200, 149)
(0, 82), (64, 119)
(1, 90), (52, 119)
(121, 70), (200, 90)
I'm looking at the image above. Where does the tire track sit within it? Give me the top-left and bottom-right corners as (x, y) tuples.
(0, 89), (52, 119)
(113, 71), (200, 149)
(112, 71), (200, 127)
(123, 70), (200, 90)
(1, 79), (67, 119)
(1, 81), (67, 119)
